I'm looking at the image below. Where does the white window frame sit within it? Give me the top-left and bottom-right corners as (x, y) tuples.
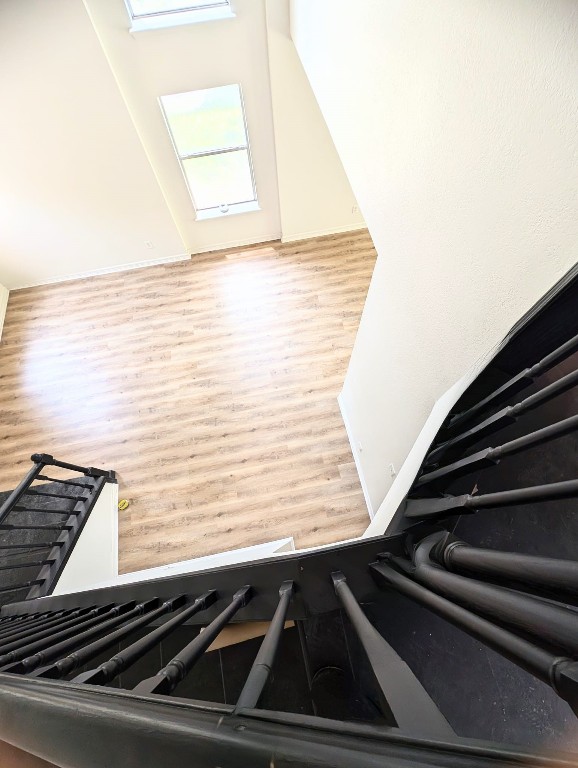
(160, 85), (260, 221)
(125, 0), (235, 32)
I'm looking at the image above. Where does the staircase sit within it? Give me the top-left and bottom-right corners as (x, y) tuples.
(1, 281), (578, 765)
(0, 454), (115, 603)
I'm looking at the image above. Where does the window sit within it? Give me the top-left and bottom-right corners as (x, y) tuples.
(160, 85), (258, 220)
(128, 0), (228, 18)
(125, 0), (233, 30)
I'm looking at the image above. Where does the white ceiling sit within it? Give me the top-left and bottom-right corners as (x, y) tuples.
(0, 0), (185, 289)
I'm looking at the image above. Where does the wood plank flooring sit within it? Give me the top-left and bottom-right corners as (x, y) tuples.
(0, 230), (376, 573)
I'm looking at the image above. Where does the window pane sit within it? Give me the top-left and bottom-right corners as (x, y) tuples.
(161, 86), (247, 157)
(183, 150), (255, 210)
(128, 0), (228, 18)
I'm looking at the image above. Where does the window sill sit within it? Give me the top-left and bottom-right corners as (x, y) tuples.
(130, 5), (235, 32)
(196, 201), (260, 221)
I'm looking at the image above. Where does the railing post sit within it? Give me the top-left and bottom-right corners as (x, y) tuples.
(435, 533), (578, 596)
(405, 478), (578, 521)
(446, 330), (578, 432)
(134, 586), (253, 696)
(235, 581), (294, 712)
(403, 534), (578, 656)
(427, 367), (578, 465)
(0, 604), (117, 668)
(74, 591), (217, 686)
(332, 571), (453, 737)
(370, 560), (578, 715)
(0, 458), (46, 524)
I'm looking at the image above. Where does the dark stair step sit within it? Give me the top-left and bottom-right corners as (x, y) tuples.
(0, 480), (90, 607)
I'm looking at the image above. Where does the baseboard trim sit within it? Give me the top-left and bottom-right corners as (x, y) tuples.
(338, 392), (375, 520)
(191, 234), (281, 256)
(0, 284), (8, 340)
(362, 341), (507, 538)
(11, 229), (366, 290)
(281, 223), (367, 244)
(12, 253), (191, 290)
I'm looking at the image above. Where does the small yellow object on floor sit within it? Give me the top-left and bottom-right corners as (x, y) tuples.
(118, 499), (129, 511)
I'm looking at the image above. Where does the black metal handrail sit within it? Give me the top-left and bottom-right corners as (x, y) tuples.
(0, 454), (114, 523)
(0, 524), (573, 765)
(1, 674), (572, 768)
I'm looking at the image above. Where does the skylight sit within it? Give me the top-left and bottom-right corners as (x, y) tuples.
(127, 0), (229, 19)
(125, 0), (233, 30)
(160, 85), (258, 219)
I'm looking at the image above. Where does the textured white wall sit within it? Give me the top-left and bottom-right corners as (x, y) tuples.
(291, 0), (578, 512)
(0, 0), (185, 289)
(83, 0), (282, 255)
(264, 0), (364, 242)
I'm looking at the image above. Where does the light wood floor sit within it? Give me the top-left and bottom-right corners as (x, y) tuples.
(0, 230), (376, 573)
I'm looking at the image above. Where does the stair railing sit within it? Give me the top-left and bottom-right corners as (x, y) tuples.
(0, 454), (115, 599)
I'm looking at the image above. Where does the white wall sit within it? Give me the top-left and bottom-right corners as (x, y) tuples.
(52, 482), (118, 596)
(291, 0), (578, 512)
(83, 0), (282, 255)
(0, 285), (8, 340)
(264, 0), (364, 242)
(0, 0), (185, 290)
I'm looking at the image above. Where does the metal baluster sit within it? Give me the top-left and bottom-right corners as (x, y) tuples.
(398, 534), (578, 656)
(417, 414), (578, 486)
(0, 611), (61, 637)
(405, 478), (578, 521)
(0, 611), (69, 643)
(5, 602), (145, 674)
(370, 560), (578, 715)
(74, 591), (217, 686)
(0, 604), (118, 666)
(447, 331), (578, 432)
(235, 581), (294, 711)
(134, 586), (252, 695)
(0, 617), (21, 629)
(435, 533), (578, 595)
(332, 572), (453, 737)
(426, 368), (578, 465)
(33, 598), (175, 678)
(0, 606), (102, 654)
